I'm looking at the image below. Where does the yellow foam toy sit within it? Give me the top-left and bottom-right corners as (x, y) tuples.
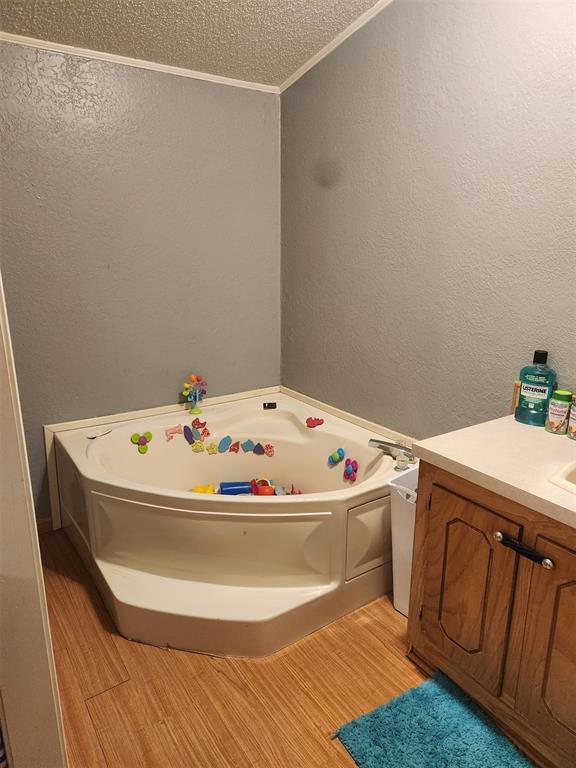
(191, 484), (215, 494)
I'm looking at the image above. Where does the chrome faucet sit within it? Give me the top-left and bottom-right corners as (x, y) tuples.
(368, 438), (416, 466)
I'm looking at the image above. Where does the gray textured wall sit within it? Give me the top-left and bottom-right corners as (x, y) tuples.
(0, 44), (280, 518)
(282, 0), (576, 440)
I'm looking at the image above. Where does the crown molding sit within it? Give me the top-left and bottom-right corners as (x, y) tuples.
(278, 0), (395, 92)
(0, 31), (281, 94)
(0, 0), (395, 95)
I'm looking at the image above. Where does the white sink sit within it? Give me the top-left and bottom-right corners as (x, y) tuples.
(550, 461), (576, 494)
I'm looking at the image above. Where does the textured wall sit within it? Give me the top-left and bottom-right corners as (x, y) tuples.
(0, 0), (383, 86)
(0, 43), (280, 518)
(282, 0), (576, 440)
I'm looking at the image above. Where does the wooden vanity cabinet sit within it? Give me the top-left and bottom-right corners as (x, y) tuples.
(407, 461), (576, 768)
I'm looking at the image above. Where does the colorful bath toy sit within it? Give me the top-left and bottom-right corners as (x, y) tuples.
(183, 425), (195, 445)
(253, 443), (265, 455)
(206, 442), (219, 455)
(290, 484), (302, 495)
(275, 485), (287, 495)
(191, 427), (202, 441)
(130, 432), (152, 454)
(220, 481), (253, 496)
(264, 443), (275, 457)
(344, 458), (359, 482)
(192, 484), (215, 494)
(192, 418), (206, 429)
(181, 373), (207, 414)
(250, 479), (275, 496)
(241, 439), (255, 452)
(218, 435), (233, 453)
(306, 417), (324, 428)
(192, 440), (205, 452)
(230, 441), (240, 453)
(201, 427), (210, 440)
(328, 448), (345, 466)
(165, 424), (183, 442)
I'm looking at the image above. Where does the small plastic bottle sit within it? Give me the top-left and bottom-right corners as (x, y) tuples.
(568, 396), (576, 440)
(514, 350), (557, 427)
(545, 390), (572, 434)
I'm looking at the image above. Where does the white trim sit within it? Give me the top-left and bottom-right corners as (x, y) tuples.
(278, 0), (395, 92)
(0, 1), (395, 95)
(43, 386), (281, 529)
(0, 31), (281, 94)
(279, 386), (414, 446)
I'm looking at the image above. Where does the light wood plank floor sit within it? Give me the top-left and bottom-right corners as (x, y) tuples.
(40, 530), (426, 768)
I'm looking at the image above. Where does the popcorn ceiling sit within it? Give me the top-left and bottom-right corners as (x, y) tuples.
(0, 0), (381, 85)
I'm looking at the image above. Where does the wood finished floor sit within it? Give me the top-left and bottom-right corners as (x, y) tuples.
(40, 530), (426, 768)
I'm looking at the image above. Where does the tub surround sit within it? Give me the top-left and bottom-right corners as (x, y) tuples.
(414, 416), (576, 529)
(53, 391), (415, 656)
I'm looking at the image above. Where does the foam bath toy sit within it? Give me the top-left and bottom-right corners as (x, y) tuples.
(328, 448), (345, 466)
(344, 458), (359, 482)
(250, 479), (275, 496)
(253, 443), (265, 455)
(181, 373), (207, 414)
(192, 418), (207, 429)
(192, 484), (215, 494)
(206, 442), (219, 455)
(131, 432), (152, 454)
(201, 427), (210, 440)
(306, 417), (324, 428)
(229, 441), (240, 453)
(220, 481), (253, 496)
(241, 439), (255, 452)
(192, 441), (205, 453)
(191, 427), (202, 441)
(183, 425), (195, 445)
(218, 435), (233, 453)
(275, 485), (287, 495)
(264, 443), (275, 457)
(165, 424), (183, 442)
(290, 484), (302, 495)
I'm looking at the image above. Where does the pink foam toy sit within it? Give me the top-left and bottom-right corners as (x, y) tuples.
(165, 424), (183, 442)
(344, 458), (359, 482)
(306, 417), (324, 428)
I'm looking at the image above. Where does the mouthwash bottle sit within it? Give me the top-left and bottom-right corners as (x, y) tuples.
(514, 350), (556, 427)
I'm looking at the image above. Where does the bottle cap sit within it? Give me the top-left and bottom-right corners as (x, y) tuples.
(552, 390), (572, 402)
(533, 350), (548, 365)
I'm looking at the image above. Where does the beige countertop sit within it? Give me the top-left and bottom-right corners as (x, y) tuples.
(414, 415), (576, 529)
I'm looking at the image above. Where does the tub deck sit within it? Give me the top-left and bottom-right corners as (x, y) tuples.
(41, 529), (426, 768)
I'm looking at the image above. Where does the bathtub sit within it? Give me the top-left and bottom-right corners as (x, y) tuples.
(54, 392), (412, 656)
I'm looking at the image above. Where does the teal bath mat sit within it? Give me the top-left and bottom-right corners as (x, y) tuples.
(336, 674), (533, 767)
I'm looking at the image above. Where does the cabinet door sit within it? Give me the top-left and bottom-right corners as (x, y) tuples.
(516, 536), (576, 761)
(421, 486), (521, 696)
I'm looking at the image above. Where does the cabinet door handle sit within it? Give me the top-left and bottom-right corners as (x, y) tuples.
(493, 531), (554, 570)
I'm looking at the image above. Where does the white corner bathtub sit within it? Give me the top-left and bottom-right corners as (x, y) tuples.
(54, 392), (412, 656)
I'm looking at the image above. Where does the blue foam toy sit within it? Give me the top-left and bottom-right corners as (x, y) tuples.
(218, 435), (233, 453)
(220, 482), (253, 495)
(241, 439), (255, 452)
(253, 442), (265, 455)
(328, 448), (345, 466)
(191, 427), (202, 441)
(183, 425), (195, 445)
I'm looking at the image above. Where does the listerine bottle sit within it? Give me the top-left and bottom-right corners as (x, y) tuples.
(514, 350), (556, 427)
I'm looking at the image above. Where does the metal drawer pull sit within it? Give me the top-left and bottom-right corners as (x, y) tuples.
(493, 531), (554, 570)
